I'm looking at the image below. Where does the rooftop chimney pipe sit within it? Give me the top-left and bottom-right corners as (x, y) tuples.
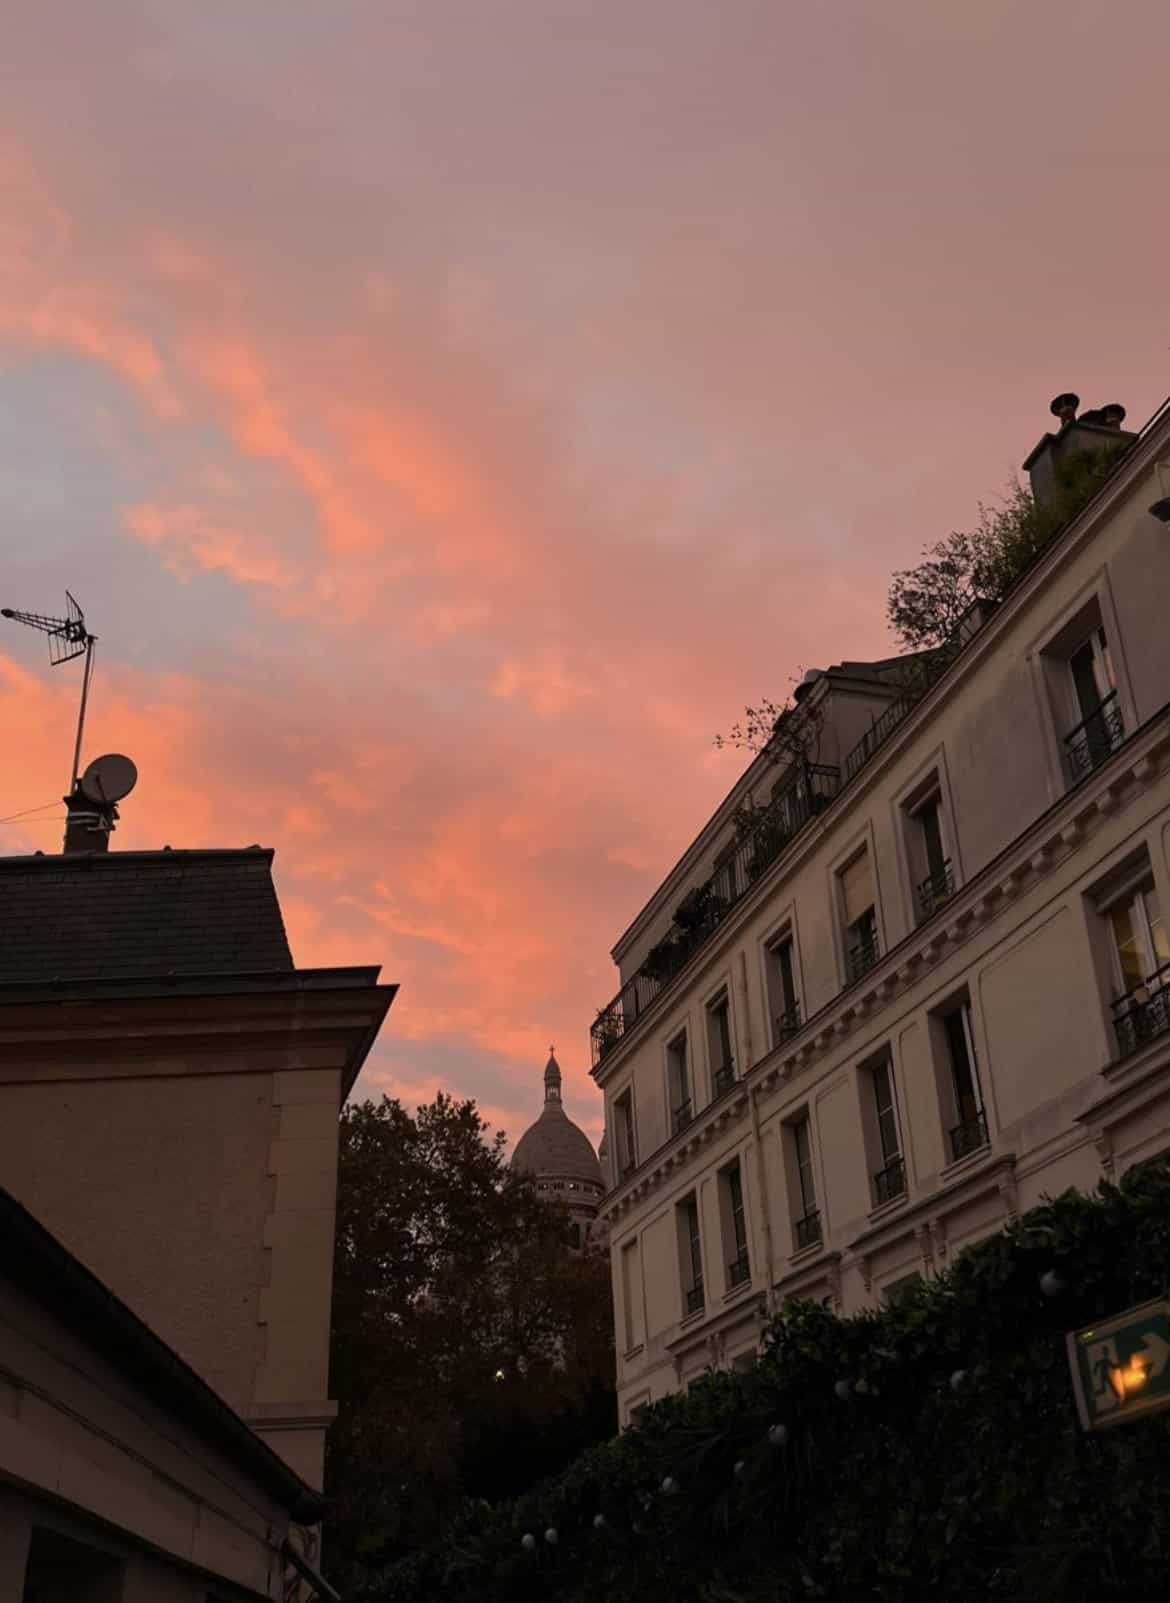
(62, 787), (116, 854)
(1050, 392), (1080, 428)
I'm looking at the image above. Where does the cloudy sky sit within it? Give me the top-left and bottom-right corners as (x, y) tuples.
(2, 1), (1167, 1146)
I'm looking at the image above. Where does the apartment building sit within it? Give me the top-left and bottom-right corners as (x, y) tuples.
(592, 393), (1170, 1425)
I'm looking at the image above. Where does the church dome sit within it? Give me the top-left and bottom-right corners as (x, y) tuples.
(511, 1050), (603, 1189)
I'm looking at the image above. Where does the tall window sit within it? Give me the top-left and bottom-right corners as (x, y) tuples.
(614, 1089), (637, 1177)
(667, 1030), (692, 1133)
(713, 843), (740, 909)
(789, 1115), (820, 1250)
(621, 1240), (643, 1352)
(1064, 625), (1123, 780)
(708, 993), (735, 1096)
(868, 1058), (905, 1204)
(1107, 879), (1170, 1056)
(722, 1160), (750, 1287)
(909, 790), (953, 921)
(840, 849), (879, 981)
(678, 1196), (704, 1315)
(941, 1002), (987, 1162)
(766, 933), (801, 1043)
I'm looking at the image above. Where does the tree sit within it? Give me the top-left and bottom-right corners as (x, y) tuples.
(326, 1093), (615, 1592)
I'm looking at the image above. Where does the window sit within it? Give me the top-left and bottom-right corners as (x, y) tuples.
(713, 843), (740, 909)
(789, 1115), (821, 1251)
(868, 1057), (906, 1205)
(1107, 879), (1170, 1057)
(667, 1030), (692, 1132)
(840, 850), (879, 981)
(707, 993), (735, 1096)
(621, 1240), (643, 1352)
(939, 1001), (987, 1162)
(1063, 626), (1124, 781)
(730, 1348), (757, 1374)
(678, 1195), (704, 1315)
(766, 932), (801, 1043)
(722, 1159), (751, 1288)
(613, 1090), (637, 1177)
(907, 789), (953, 922)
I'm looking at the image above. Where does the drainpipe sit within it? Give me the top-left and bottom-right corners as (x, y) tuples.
(282, 1538), (341, 1603)
(737, 952), (776, 1314)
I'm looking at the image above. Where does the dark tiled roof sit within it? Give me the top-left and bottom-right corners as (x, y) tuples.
(0, 848), (293, 983)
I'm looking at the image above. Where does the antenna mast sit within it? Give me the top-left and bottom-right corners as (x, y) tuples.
(2, 590), (98, 795)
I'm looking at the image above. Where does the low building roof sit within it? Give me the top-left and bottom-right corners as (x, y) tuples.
(0, 847), (293, 982)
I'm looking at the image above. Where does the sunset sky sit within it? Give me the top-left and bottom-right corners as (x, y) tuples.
(2, 1), (1168, 1148)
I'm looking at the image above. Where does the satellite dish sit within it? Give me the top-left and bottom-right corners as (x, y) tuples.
(79, 753), (138, 804)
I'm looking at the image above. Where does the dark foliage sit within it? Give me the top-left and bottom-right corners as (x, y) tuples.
(354, 1157), (1170, 1603)
(327, 1093), (615, 1592)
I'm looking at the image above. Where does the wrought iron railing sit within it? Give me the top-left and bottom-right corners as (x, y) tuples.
(590, 766), (840, 1066)
(712, 1061), (736, 1098)
(1112, 960), (1170, 1059)
(917, 858), (954, 922)
(793, 1208), (822, 1252)
(948, 1109), (988, 1163)
(872, 1155), (906, 1206)
(671, 1098), (694, 1135)
(728, 1251), (751, 1288)
(843, 646), (956, 782)
(848, 928), (881, 983)
(1063, 689), (1125, 784)
(685, 1282), (705, 1316)
(774, 1003), (802, 1044)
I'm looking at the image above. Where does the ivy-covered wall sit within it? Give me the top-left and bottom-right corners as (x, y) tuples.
(354, 1158), (1170, 1603)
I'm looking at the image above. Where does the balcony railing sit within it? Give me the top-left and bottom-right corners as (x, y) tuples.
(1063, 690), (1125, 784)
(948, 1109), (989, 1163)
(1112, 961), (1170, 1059)
(728, 1251), (751, 1288)
(917, 858), (955, 922)
(843, 645), (957, 783)
(774, 1003), (802, 1044)
(793, 1208), (822, 1252)
(685, 1282), (705, 1316)
(712, 1061), (737, 1098)
(671, 1098), (694, 1135)
(591, 764), (840, 1066)
(872, 1155), (906, 1207)
(847, 928), (881, 983)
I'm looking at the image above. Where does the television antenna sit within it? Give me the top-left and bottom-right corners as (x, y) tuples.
(1, 591), (97, 795)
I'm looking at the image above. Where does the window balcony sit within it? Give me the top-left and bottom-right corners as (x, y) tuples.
(712, 1061), (736, 1098)
(872, 1155), (906, 1206)
(916, 859), (954, 922)
(590, 764), (840, 1066)
(793, 1208), (822, 1252)
(1112, 961), (1170, 1059)
(727, 1252), (751, 1289)
(948, 1109), (989, 1163)
(671, 1098), (694, 1135)
(1063, 689), (1125, 784)
(847, 929), (881, 983)
(774, 1003), (802, 1043)
(685, 1282), (705, 1316)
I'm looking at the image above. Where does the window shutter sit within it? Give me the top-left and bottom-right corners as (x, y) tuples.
(840, 850), (874, 926)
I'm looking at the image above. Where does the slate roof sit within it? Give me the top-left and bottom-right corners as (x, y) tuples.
(0, 848), (294, 983)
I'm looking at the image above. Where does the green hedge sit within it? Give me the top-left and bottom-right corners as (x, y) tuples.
(353, 1159), (1170, 1602)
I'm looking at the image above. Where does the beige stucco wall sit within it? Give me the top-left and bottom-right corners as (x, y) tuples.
(0, 1273), (290, 1600)
(0, 989), (372, 1490)
(599, 415), (1170, 1424)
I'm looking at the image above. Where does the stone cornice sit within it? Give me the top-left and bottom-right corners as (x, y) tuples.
(600, 706), (1170, 1226)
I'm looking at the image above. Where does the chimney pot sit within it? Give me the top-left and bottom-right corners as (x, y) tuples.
(1099, 402), (1126, 430)
(1050, 393), (1080, 427)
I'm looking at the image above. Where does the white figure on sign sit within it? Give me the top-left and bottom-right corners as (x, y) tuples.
(1086, 1337), (1123, 1415)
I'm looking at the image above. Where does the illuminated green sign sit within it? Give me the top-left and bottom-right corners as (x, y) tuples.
(1066, 1298), (1170, 1431)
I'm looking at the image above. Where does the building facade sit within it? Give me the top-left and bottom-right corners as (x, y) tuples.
(0, 846), (395, 1494)
(592, 394), (1170, 1425)
(511, 1051), (605, 1245)
(0, 1183), (326, 1603)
